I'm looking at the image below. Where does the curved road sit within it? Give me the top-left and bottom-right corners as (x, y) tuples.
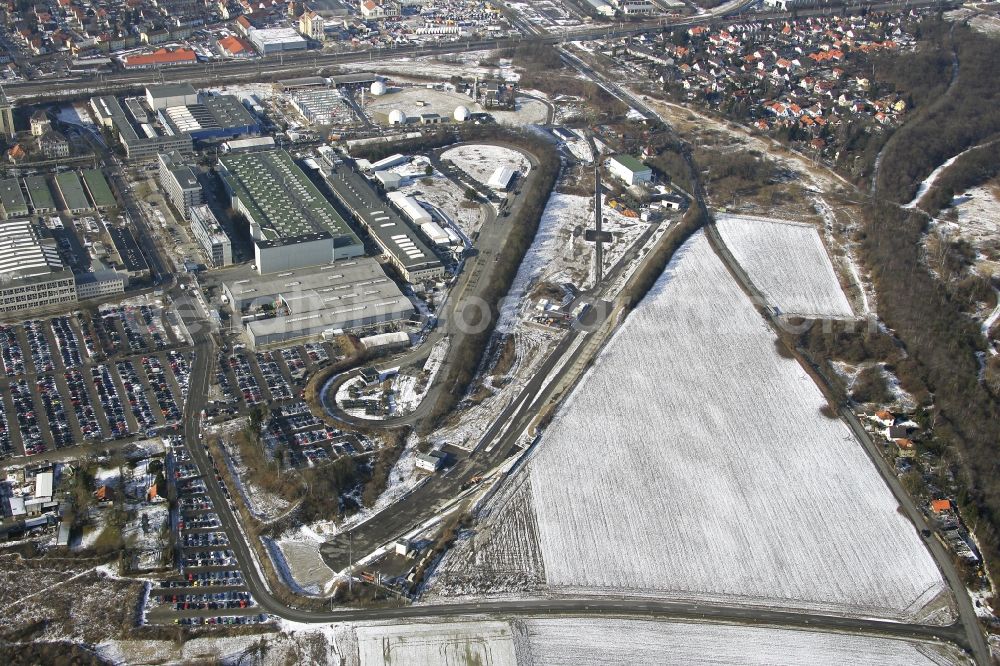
(175, 264), (977, 661)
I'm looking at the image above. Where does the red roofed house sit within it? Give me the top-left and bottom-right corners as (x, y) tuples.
(235, 15), (254, 36)
(219, 35), (254, 58)
(931, 499), (953, 514)
(124, 47), (197, 69)
(7, 144), (27, 164)
(894, 438), (916, 458)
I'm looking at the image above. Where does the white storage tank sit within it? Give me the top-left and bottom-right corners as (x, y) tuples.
(388, 109), (406, 125)
(371, 80), (387, 96)
(454, 105), (470, 122)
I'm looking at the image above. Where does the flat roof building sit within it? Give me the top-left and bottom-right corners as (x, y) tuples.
(324, 165), (444, 284)
(145, 83), (198, 110)
(247, 27), (307, 55)
(223, 257), (414, 348)
(608, 154), (653, 186)
(159, 94), (260, 142)
(0, 178), (28, 218)
(0, 219), (77, 315)
(90, 95), (193, 161)
(107, 226), (150, 279)
(218, 150), (363, 274)
(189, 204), (232, 267)
(54, 171), (90, 213)
(75, 269), (126, 300)
(81, 169), (115, 209)
(158, 151), (202, 219)
(23, 176), (56, 213)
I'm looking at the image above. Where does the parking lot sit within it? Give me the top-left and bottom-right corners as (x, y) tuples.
(141, 439), (261, 627)
(0, 308), (192, 458)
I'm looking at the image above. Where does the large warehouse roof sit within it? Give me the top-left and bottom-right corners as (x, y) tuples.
(324, 166), (440, 274)
(219, 150), (360, 247)
(0, 218), (64, 280)
(225, 257), (414, 345)
(0, 179), (28, 218)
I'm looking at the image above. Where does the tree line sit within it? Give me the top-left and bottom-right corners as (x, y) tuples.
(859, 201), (1000, 568)
(875, 23), (1000, 203)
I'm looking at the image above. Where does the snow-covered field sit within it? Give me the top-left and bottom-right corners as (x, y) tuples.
(522, 618), (967, 665)
(518, 232), (949, 622)
(356, 621), (518, 666)
(441, 144), (531, 187)
(98, 616), (966, 665)
(341, 51), (520, 82)
(950, 185), (1000, 251)
(716, 214), (855, 318)
(268, 524), (338, 596)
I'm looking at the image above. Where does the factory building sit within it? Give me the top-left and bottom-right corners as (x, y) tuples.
(189, 205), (233, 267)
(222, 258), (414, 348)
(158, 151), (203, 219)
(247, 27), (308, 54)
(218, 150), (363, 274)
(0, 218), (77, 314)
(608, 155), (653, 186)
(145, 83), (199, 110)
(323, 165), (444, 284)
(90, 85), (258, 160)
(0, 179), (28, 219)
(386, 191), (431, 226)
(90, 95), (193, 161)
(158, 94), (260, 142)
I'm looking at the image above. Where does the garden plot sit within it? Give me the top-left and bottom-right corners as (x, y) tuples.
(716, 214), (855, 318)
(440, 144), (531, 187)
(518, 232), (949, 622)
(523, 618), (967, 665)
(355, 621), (517, 666)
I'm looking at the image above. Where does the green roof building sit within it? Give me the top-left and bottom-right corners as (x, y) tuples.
(218, 150), (363, 273)
(0, 178), (28, 218)
(81, 169), (116, 209)
(55, 171), (90, 213)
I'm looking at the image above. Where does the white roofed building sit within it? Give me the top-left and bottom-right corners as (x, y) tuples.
(0, 218), (76, 315)
(487, 165), (516, 191)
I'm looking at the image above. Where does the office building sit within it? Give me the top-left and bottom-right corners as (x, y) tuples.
(158, 151), (202, 218)
(189, 205), (232, 267)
